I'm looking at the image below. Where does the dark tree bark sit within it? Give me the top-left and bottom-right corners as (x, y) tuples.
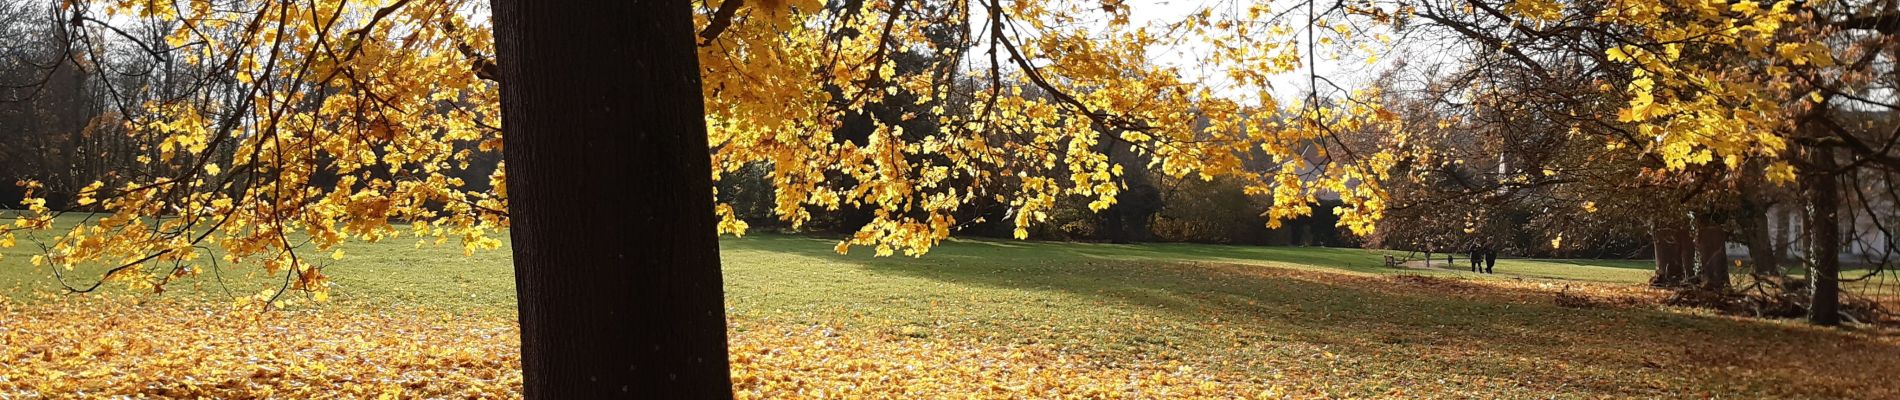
(492, 0), (734, 397)
(1797, 205), (1811, 261)
(1650, 216), (1687, 286)
(1737, 163), (1779, 275)
(1806, 147), (1842, 326)
(1773, 206), (1792, 264)
(1098, 139), (1160, 244)
(1693, 210), (1730, 291)
(1100, 206), (1129, 243)
(1740, 214), (1779, 276)
(1676, 223), (1696, 282)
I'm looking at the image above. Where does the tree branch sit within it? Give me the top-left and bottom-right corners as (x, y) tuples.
(1831, 14), (1900, 34)
(699, 0), (745, 46)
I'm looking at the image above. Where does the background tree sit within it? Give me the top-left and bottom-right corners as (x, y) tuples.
(1348, 0), (1900, 316)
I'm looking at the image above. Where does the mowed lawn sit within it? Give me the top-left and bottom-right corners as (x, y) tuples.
(3, 227), (1899, 398)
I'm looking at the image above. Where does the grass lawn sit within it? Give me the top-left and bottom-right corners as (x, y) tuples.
(3, 227), (1899, 398)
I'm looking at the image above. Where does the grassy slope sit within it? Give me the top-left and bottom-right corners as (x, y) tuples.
(723, 235), (1898, 398)
(3, 230), (1898, 398)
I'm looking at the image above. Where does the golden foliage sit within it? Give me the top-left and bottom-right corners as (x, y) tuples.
(27, 0), (507, 301)
(1595, 0), (1819, 183)
(23, 0), (1851, 301)
(5, 263), (1899, 398)
(698, 0), (1403, 256)
(26, 0), (1410, 298)
(729, 322), (1279, 398)
(0, 296), (520, 398)
(0, 297), (1280, 398)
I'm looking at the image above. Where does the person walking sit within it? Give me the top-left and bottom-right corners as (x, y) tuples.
(1468, 245), (1483, 272)
(1483, 248), (1498, 274)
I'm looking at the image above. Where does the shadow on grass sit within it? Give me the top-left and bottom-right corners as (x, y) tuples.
(724, 234), (1900, 398)
(1519, 257), (1653, 270)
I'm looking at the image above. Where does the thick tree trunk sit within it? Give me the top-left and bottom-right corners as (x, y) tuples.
(1693, 211), (1730, 291)
(1103, 137), (1160, 243)
(1738, 204), (1779, 276)
(1806, 147), (1842, 326)
(1100, 210), (1129, 243)
(1736, 162), (1779, 275)
(492, 0), (733, 397)
(1651, 216), (1687, 286)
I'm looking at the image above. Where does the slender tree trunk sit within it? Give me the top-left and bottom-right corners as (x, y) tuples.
(1694, 210), (1730, 291)
(1806, 147), (1842, 326)
(1097, 139), (1129, 243)
(1651, 216), (1687, 286)
(1676, 224), (1696, 281)
(1797, 205), (1811, 261)
(1773, 206), (1791, 263)
(492, 0), (733, 397)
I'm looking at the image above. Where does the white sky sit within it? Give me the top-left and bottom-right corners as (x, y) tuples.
(962, 0), (1430, 109)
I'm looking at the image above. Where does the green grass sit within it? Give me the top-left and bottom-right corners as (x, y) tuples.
(0, 217), (518, 315)
(0, 227), (1657, 309)
(722, 235), (1900, 397)
(4, 227), (1899, 397)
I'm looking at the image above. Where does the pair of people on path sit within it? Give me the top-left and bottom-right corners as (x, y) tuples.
(1468, 247), (1497, 274)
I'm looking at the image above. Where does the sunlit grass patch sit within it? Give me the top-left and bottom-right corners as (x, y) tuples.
(3, 228), (1899, 398)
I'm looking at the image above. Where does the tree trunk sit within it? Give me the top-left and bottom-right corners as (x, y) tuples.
(1693, 211), (1730, 291)
(1101, 136), (1160, 243)
(1742, 214), (1778, 276)
(1806, 147), (1841, 326)
(1100, 210), (1128, 243)
(1734, 161), (1779, 275)
(492, 0), (733, 397)
(1675, 220), (1696, 284)
(1651, 216), (1687, 286)
(1773, 206), (1792, 264)
(1097, 139), (1129, 243)
(1797, 205), (1811, 262)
